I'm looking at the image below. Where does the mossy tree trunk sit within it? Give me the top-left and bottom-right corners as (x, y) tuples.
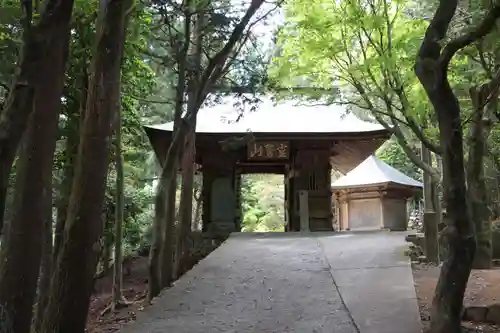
(32, 185), (55, 332)
(112, 102), (127, 309)
(176, 0), (204, 279)
(53, 55), (89, 259)
(0, 1), (75, 332)
(40, 1), (131, 331)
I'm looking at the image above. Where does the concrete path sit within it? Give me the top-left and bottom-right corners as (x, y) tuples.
(119, 232), (421, 333)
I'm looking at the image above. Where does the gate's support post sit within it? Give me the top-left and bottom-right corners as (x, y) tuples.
(299, 190), (310, 232)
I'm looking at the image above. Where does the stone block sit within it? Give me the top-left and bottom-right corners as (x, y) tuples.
(492, 220), (500, 259)
(463, 306), (488, 322)
(206, 221), (236, 238)
(486, 304), (500, 324)
(405, 233), (426, 249)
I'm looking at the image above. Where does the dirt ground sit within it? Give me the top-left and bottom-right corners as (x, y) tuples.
(412, 263), (500, 332)
(86, 237), (221, 332)
(85, 256), (150, 333)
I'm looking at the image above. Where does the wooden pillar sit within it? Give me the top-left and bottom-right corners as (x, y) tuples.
(285, 165), (298, 231)
(293, 147), (333, 231)
(201, 168), (214, 233)
(343, 200), (349, 230)
(234, 171), (242, 232)
(200, 149), (238, 235)
(379, 191), (385, 229)
(299, 190), (310, 231)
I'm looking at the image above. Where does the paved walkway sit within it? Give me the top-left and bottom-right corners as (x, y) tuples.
(120, 232), (421, 333)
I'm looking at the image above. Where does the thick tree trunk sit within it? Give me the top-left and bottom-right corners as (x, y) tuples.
(159, 165), (179, 288)
(468, 86), (493, 269)
(416, 58), (475, 333)
(149, 116), (192, 299)
(421, 144), (440, 264)
(33, 186), (54, 333)
(148, 178), (166, 300)
(0, 2), (74, 331)
(40, 1), (130, 331)
(414, 1), (500, 331)
(149, 4), (191, 298)
(148, 178), (167, 301)
(54, 60), (88, 259)
(175, 4), (202, 277)
(427, 87), (476, 333)
(0, 0), (73, 238)
(176, 128), (196, 278)
(112, 103), (127, 309)
(193, 181), (203, 231)
(149, 150), (182, 299)
(148, 0), (265, 300)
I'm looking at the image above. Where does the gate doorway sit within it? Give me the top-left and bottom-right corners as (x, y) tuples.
(240, 174), (285, 232)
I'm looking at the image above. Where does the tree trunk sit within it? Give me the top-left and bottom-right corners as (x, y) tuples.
(148, 177), (166, 300)
(468, 86), (493, 269)
(112, 102), (127, 309)
(176, 129), (196, 278)
(413, 1), (500, 330)
(33, 184), (54, 333)
(427, 87), (476, 333)
(149, 151), (182, 300)
(0, 0), (74, 238)
(416, 50), (476, 333)
(0, 2), (74, 331)
(193, 180), (203, 231)
(421, 144), (440, 264)
(40, 1), (131, 331)
(175, 2), (203, 278)
(54, 59), (89, 259)
(159, 154), (181, 288)
(148, 0), (265, 300)
(101, 230), (112, 276)
(148, 3), (191, 299)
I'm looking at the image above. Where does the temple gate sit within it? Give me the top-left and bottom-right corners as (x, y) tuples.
(144, 97), (390, 233)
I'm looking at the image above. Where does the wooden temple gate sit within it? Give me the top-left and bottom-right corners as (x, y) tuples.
(145, 131), (389, 234)
(144, 97), (390, 234)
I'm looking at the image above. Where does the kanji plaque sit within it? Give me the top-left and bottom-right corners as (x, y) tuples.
(247, 141), (290, 160)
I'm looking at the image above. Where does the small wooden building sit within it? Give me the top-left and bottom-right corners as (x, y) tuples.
(332, 155), (422, 231)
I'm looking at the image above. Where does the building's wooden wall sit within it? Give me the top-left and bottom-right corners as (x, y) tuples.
(194, 136), (404, 233)
(382, 198), (408, 231)
(293, 147), (333, 231)
(335, 185), (416, 231)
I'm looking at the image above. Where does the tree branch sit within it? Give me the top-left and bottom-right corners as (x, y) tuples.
(388, 118), (440, 182)
(439, 2), (500, 69)
(417, 0), (458, 63)
(194, 0), (265, 108)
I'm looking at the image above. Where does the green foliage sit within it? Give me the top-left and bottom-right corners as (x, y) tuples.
(0, 0), (20, 93)
(104, 170), (155, 254)
(241, 175), (285, 232)
(271, 0), (428, 113)
(376, 137), (421, 182)
(0, 0), (159, 253)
